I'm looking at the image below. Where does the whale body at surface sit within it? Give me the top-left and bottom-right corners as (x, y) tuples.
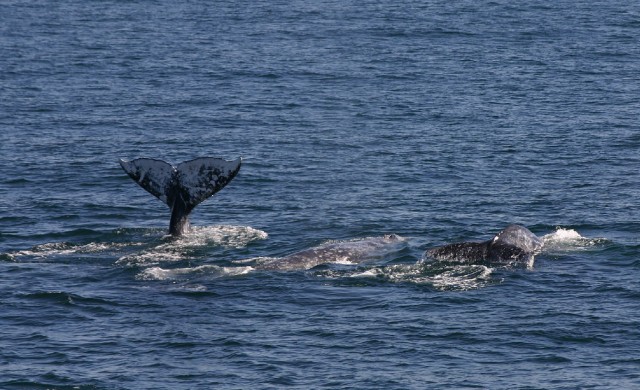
(119, 157), (241, 236)
(255, 234), (406, 271)
(425, 224), (543, 268)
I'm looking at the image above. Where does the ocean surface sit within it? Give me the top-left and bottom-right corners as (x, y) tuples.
(1, 0), (639, 388)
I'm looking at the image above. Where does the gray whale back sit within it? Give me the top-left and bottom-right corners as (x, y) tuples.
(119, 157), (241, 236)
(426, 224), (543, 267)
(257, 234), (406, 271)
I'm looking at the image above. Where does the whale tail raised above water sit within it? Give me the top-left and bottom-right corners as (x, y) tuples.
(119, 157), (242, 236)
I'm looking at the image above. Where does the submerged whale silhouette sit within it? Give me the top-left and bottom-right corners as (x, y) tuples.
(425, 224), (543, 267)
(119, 157), (241, 236)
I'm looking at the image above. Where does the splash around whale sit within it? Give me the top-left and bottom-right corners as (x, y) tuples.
(119, 157), (241, 236)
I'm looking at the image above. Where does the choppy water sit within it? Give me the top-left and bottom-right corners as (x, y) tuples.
(1, 0), (640, 388)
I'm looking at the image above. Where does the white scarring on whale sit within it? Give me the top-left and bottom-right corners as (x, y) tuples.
(119, 157), (241, 236)
(424, 224), (544, 268)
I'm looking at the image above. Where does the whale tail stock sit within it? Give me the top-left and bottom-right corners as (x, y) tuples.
(119, 157), (242, 236)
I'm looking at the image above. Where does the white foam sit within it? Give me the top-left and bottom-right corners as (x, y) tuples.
(137, 265), (254, 281)
(319, 263), (494, 291)
(429, 265), (493, 291)
(541, 227), (602, 252)
(116, 225), (268, 267)
(8, 242), (144, 260)
(7, 226), (266, 266)
(116, 247), (187, 266)
(232, 256), (271, 265)
(172, 225), (268, 249)
(236, 256), (279, 265)
(348, 269), (380, 278)
(542, 228), (583, 243)
(138, 266), (179, 280)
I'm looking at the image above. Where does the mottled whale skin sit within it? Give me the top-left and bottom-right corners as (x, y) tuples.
(425, 224), (543, 267)
(119, 157), (241, 236)
(256, 234), (406, 271)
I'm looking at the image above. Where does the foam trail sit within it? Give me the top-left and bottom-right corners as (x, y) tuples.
(173, 225), (268, 248)
(316, 263), (494, 291)
(116, 225), (268, 267)
(138, 265), (254, 281)
(6, 242), (144, 261)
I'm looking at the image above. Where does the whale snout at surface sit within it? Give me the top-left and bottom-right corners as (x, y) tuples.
(425, 224), (543, 268)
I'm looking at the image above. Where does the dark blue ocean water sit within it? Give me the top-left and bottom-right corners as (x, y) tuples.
(2, 1), (640, 388)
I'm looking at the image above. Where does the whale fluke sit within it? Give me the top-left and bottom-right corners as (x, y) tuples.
(425, 224), (543, 267)
(119, 157), (242, 236)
